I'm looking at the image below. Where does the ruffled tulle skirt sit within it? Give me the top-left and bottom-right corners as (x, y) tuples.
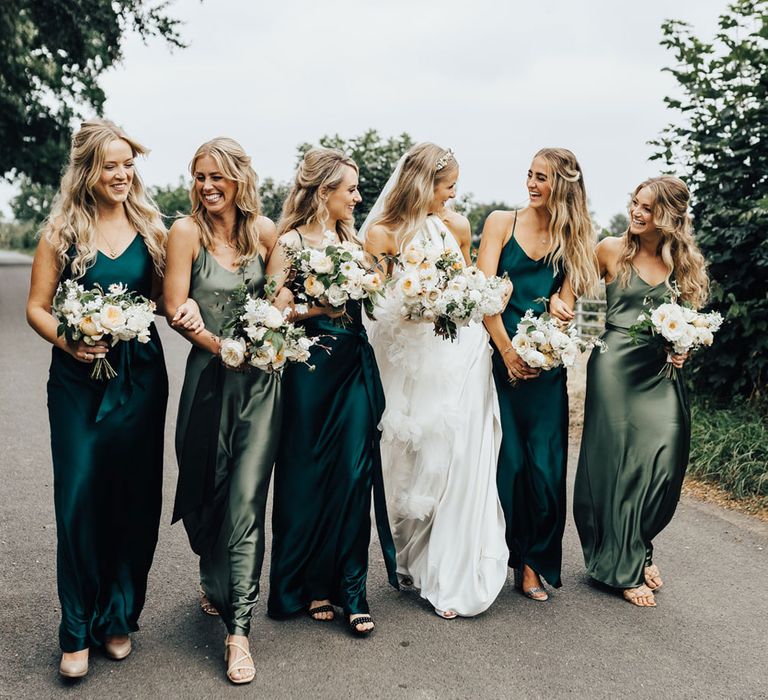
(366, 293), (508, 616)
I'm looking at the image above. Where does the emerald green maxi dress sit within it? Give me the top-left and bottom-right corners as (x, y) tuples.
(491, 220), (567, 588)
(574, 270), (690, 588)
(172, 248), (282, 637)
(47, 235), (168, 652)
(268, 237), (398, 619)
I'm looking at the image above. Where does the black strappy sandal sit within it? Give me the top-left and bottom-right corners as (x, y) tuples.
(307, 604), (335, 621)
(348, 615), (375, 637)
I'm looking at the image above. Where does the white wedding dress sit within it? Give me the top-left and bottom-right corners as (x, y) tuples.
(365, 215), (508, 616)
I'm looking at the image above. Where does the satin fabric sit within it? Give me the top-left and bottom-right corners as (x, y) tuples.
(491, 230), (567, 588)
(173, 248), (281, 636)
(268, 297), (398, 619)
(47, 235), (167, 652)
(574, 269), (690, 588)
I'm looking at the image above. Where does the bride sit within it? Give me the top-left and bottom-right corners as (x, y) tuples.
(361, 143), (508, 618)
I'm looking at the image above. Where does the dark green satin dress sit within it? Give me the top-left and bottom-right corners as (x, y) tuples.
(172, 247), (281, 637)
(574, 269), (690, 588)
(268, 242), (398, 618)
(491, 223), (567, 588)
(47, 235), (167, 652)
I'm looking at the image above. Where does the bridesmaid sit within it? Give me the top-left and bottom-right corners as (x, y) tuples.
(477, 148), (599, 601)
(265, 147), (398, 635)
(164, 137), (282, 683)
(26, 119), (181, 677)
(552, 176), (709, 607)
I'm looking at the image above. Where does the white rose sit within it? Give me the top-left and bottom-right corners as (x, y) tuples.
(696, 328), (714, 346)
(99, 304), (127, 332)
(263, 305), (284, 329)
(525, 349), (548, 368)
(220, 337), (247, 367)
(398, 272), (421, 298)
(326, 284), (348, 307)
(304, 275), (326, 298)
(310, 251), (334, 274)
(403, 243), (426, 266)
(660, 309), (686, 341)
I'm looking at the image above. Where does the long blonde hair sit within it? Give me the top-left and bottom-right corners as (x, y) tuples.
(532, 148), (599, 297)
(42, 119), (166, 278)
(368, 142), (456, 251)
(617, 176), (709, 308)
(189, 137), (263, 263)
(278, 147), (359, 241)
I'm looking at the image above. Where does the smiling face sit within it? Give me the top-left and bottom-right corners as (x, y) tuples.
(324, 165), (362, 222)
(193, 154), (238, 215)
(526, 156), (552, 208)
(432, 165), (459, 208)
(629, 186), (657, 236)
(92, 139), (135, 206)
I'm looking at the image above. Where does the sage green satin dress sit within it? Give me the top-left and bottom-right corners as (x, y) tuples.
(574, 270), (690, 588)
(268, 242), (398, 618)
(172, 248), (281, 637)
(491, 224), (567, 588)
(47, 236), (167, 652)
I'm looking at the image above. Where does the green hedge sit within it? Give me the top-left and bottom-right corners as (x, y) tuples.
(689, 399), (768, 504)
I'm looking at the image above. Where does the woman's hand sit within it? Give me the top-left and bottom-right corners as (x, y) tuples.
(273, 287), (294, 314)
(172, 298), (205, 334)
(501, 344), (540, 381)
(668, 351), (689, 369)
(323, 304), (347, 319)
(68, 338), (111, 364)
(549, 293), (575, 322)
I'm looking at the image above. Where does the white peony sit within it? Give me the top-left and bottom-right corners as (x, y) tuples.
(220, 337), (247, 367)
(326, 284), (348, 307)
(263, 305), (284, 329)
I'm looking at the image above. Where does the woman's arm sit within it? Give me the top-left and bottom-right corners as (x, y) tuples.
(550, 239), (610, 322)
(163, 219), (220, 354)
(476, 211), (539, 381)
(26, 236), (110, 362)
(363, 223), (397, 282)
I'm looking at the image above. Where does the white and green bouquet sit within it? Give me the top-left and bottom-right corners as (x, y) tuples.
(394, 240), (511, 341)
(510, 308), (607, 381)
(219, 283), (317, 374)
(629, 293), (723, 378)
(52, 280), (156, 380)
(285, 231), (383, 320)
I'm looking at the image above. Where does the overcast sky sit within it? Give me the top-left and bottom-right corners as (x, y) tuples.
(3, 0), (724, 226)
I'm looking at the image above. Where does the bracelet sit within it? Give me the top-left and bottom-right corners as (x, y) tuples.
(502, 345), (515, 355)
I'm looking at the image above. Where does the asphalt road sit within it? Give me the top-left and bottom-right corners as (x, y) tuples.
(1, 258), (766, 699)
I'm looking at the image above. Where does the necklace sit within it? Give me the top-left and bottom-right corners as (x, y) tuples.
(100, 232), (121, 259)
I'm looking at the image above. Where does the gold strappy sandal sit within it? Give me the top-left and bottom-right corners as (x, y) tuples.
(200, 585), (219, 616)
(644, 564), (664, 591)
(623, 584), (657, 607)
(224, 636), (255, 684)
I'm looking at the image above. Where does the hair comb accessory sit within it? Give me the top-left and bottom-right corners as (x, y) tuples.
(435, 148), (454, 171)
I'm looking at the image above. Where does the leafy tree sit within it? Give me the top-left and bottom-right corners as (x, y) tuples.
(1, 1), (184, 187)
(599, 212), (629, 240)
(150, 178), (190, 223)
(298, 130), (414, 223)
(651, 0), (767, 400)
(260, 177), (291, 224)
(10, 178), (57, 228)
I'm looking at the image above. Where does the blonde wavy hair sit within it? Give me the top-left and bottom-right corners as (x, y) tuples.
(533, 148), (599, 297)
(368, 142), (457, 251)
(617, 176), (709, 308)
(278, 147), (359, 241)
(42, 119), (166, 279)
(189, 137), (263, 263)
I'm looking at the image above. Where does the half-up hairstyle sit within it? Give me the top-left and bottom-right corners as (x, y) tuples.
(42, 119), (166, 279)
(616, 176), (709, 308)
(368, 142), (457, 251)
(278, 147), (359, 241)
(534, 147), (599, 297)
(189, 137), (262, 264)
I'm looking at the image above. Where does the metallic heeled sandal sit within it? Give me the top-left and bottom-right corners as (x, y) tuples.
(514, 567), (549, 601)
(224, 636), (255, 685)
(623, 584), (657, 607)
